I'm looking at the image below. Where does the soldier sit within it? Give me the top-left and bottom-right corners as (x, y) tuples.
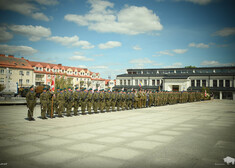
(133, 90), (138, 109)
(105, 89), (111, 112)
(137, 89), (142, 108)
(63, 88), (67, 113)
(54, 87), (60, 114)
(149, 90), (153, 107)
(40, 88), (48, 119)
(46, 89), (53, 117)
(81, 88), (87, 115)
(26, 86), (36, 121)
(57, 89), (64, 117)
(93, 89), (99, 113)
(87, 88), (93, 114)
(121, 90), (126, 110)
(99, 89), (105, 112)
(66, 87), (73, 116)
(73, 87), (80, 115)
(116, 90), (122, 111)
(146, 90), (149, 107)
(111, 90), (117, 111)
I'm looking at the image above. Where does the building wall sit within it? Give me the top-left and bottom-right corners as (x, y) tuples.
(0, 67), (34, 87)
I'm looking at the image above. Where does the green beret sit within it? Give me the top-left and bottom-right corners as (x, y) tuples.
(57, 87), (60, 89)
(60, 89), (63, 91)
(88, 88), (92, 91)
(64, 88), (66, 90)
(94, 89), (98, 91)
(43, 88), (47, 90)
(75, 87), (78, 90)
(30, 86), (33, 89)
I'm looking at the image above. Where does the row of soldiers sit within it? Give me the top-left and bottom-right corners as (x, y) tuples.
(26, 86), (204, 121)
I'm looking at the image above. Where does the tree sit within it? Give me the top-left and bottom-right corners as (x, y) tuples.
(54, 74), (73, 89)
(185, 65), (196, 68)
(0, 84), (5, 92)
(201, 86), (210, 94)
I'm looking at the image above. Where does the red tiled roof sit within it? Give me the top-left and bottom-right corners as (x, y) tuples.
(0, 55), (33, 70)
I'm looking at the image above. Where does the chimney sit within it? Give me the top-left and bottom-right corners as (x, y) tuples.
(21, 57), (24, 59)
(58, 64), (62, 66)
(8, 55), (14, 58)
(0, 54), (5, 57)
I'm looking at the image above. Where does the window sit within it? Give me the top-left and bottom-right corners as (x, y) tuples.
(36, 67), (38, 70)
(120, 80), (122, 85)
(19, 79), (23, 85)
(213, 80), (217, 87)
(1, 69), (4, 74)
(77, 78), (79, 81)
(225, 80), (230, 87)
(48, 75), (51, 79)
(75, 72), (77, 75)
(124, 80), (126, 85)
(9, 70), (12, 74)
(191, 80), (195, 87)
(128, 80), (130, 86)
(19, 71), (23, 75)
(202, 80), (206, 87)
(196, 80), (200, 87)
(152, 80), (155, 86)
(135, 80), (138, 86)
(219, 80), (223, 87)
(0, 78), (4, 84)
(144, 80), (147, 86)
(26, 79), (29, 84)
(157, 80), (160, 85)
(47, 82), (50, 85)
(26, 71), (30, 76)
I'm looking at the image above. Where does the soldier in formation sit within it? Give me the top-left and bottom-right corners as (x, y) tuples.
(26, 86), (204, 120)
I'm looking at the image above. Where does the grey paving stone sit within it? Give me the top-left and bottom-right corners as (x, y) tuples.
(66, 143), (106, 152)
(30, 150), (77, 165)
(159, 130), (182, 136)
(36, 138), (73, 146)
(14, 134), (49, 142)
(145, 135), (174, 143)
(117, 132), (143, 138)
(66, 133), (97, 140)
(96, 137), (126, 144)
(98, 147), (141, 160)
(5, 144), (41, 155)
(126, 140), (163, 149)
(64, 156), (124, 168)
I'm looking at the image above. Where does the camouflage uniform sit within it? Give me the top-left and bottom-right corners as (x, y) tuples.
(26, 87), (36, 120)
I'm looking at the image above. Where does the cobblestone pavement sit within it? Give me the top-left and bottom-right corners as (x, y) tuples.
(0, 100), (235, 168)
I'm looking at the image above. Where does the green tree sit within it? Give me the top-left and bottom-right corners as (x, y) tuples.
(185, 65), (196, 68)
(0, 84), (5, 92)
(53, 74), (73, 89)
(201, 86), (210, 94)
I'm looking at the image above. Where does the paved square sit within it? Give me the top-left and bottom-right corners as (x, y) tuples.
(0, 100), (235, 168)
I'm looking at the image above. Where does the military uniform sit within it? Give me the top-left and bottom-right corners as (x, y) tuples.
(99, 89), (105, 112)
(40, 88), (48, 119)
(116, 91), (122, 111)
(46, 90), (53, 116)
(105, 90), (111, 112)
(54, 88), (60, 114)
(66, 88), (73, 116)
(93, 89), (99, 113)
(87, 89), (93, 114)
(73, 88), (81, 115)
(111, 91), (117, 111)
(57, 89), (64, 117)
(26, 86), (36, 121)
(81, 88), (87, 114)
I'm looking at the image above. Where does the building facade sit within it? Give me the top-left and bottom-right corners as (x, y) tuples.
(0, 54), (106, 91)
(114, 67), (235, 100)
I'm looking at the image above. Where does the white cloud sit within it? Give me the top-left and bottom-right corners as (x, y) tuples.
(98, 41), (122, 49)
(77, 65), (87, 68)
(8, 25), (51, 41)
(0, 44), (38, 56)
(92, 54), (104, 57)
(164, 62), (183, 68)
(174, 0), (213, 5)
(200, 60), (235, 66)
(89, 65), (108, 69)
(173, 49), (188, 54)
(188, 42), (209, 48)
(35, 0), (59, 5)
(47, 35), (94, 49)
(69, 56), (94, 61)
(213, 27), (235, 37)
(129, 57), (162, 68)
(154, 50), (174, 57)
(64, 0), (163, 35)
(0, 26), (13, 42)
(0, 0), (50, 21)
(133, 45), (142, 50)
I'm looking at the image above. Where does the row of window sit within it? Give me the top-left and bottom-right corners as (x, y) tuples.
(35, 67), (91, 76)
(128, 68), (235, 75)
(191, 79), (231, 87)
(119, 79), (161, 86)
(0, 78), (31, 85)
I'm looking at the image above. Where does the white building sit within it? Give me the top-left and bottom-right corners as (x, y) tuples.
(114, 67), (235, 100)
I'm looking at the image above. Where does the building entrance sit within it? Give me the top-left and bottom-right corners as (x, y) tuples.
(172, 85), (179, 92)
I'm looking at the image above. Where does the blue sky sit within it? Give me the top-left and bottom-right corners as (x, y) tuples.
(0, 0), (235, 79)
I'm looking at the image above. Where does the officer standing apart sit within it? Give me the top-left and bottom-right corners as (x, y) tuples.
(26, 86), (37, 121)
